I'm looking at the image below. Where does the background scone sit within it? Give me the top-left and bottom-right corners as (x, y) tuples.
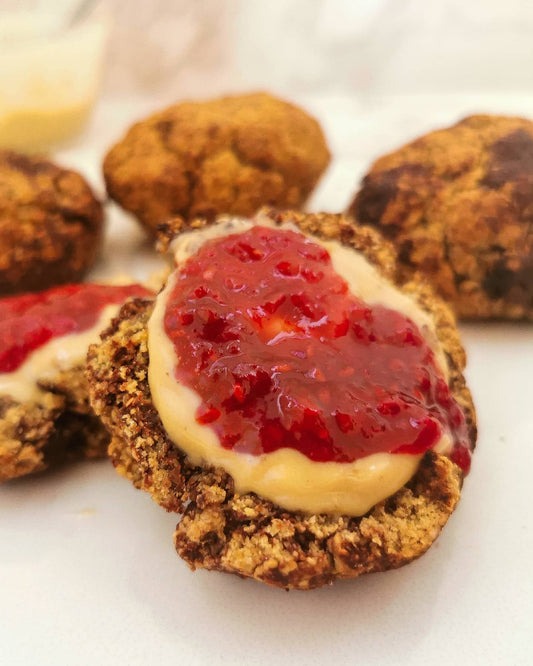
(0, 151), (103, 296)
(103, 93), (330, 235)
(87, 210), (476, 590)
(348, 114), (533, 320)
(0, 282), (151, 483)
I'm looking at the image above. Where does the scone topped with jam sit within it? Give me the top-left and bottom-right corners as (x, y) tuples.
(349, 114), (533, 320)
(103, 93), (330, 236)
(87, 209), (476, 590)
(0, 282), (152, 483)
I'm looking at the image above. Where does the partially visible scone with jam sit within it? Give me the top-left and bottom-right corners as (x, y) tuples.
(87, 209), (476, 590)
(348, 114), (533, 320)
(0, 282), (152, 483)
(103, 93), (330, 236)
(0, 151), (103, 296)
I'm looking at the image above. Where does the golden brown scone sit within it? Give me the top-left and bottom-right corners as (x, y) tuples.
(348, 114), (533, 320)
(103, 93), (330, 235)
(0, 151), (103, 296)
(87, 210), (476, 590)
(0, 366), (108, 483)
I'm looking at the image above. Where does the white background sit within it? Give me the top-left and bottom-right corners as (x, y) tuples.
(3, 0), (533, 98)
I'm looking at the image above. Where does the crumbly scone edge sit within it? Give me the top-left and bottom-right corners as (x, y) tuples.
(0, 366), (109, 483)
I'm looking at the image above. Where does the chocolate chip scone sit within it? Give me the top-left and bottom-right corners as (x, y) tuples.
(348, 114), (533, 319)
(103, 93), (330, 235)
(0, 151), (103, 296)
(0, 282), (151, 483)
(87, 210), (476, 590)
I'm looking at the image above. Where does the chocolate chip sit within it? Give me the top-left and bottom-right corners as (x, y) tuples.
(5, 151), (54, 176)
(482, 259), (516, 299)
(482, 256), (533, 304)
(156, 120), (174, 141)
(398, 239), (415, 266)
(481, 129), (533, 190)
(352, 163), (429, 235)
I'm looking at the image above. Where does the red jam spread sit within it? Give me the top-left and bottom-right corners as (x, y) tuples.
(0, 283), (152, 373)
(164, 226), (471, 473)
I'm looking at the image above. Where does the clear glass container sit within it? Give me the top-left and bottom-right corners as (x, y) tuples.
(0, 6), (110, 152)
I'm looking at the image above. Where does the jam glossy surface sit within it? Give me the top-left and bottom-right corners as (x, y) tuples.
(164, 226), (471, 472)
(0, 283), (152, 373)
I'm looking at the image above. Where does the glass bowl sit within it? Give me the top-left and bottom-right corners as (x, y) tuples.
(0, 6), (110, 152)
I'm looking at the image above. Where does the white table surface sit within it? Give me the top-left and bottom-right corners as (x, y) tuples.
(1, 94), (532, 666)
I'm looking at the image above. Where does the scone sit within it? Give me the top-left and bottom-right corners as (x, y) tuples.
(348, 114), (533, 319)
(103, 93), (330, 235)
(87, 209), (476, 590)
(0, 151), (103, 296)
(0, 282), (151, 483)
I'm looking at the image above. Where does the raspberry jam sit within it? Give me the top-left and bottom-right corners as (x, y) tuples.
(164, 226), (471, 473)
(0, 283), (152, 373)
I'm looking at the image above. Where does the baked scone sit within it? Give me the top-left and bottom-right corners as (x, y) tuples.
(0, 151), (103, 296)
(0, 282), (151, 483)
(348, 114), (533, 319)
(87, 210), (476, 590)
(103, 93), (330, 235)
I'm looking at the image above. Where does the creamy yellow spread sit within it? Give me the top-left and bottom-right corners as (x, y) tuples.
(0, 304), (119, 404)
(148, 218), (452, 516)
(0, 103), (92, 153)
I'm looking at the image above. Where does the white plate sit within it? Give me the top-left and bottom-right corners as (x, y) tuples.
(1, 95), (532, 666)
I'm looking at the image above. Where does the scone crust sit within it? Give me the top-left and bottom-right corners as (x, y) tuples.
(0, 366), (108, 483)
(87, 210), (476, 590)
(0, 151), (103, 296)
(349, 114), (533, 319)
(103, 93), (330, 234)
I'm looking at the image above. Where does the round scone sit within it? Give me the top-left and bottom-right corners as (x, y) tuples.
(103, 93), (330, 235)
(0, 282), (151, 483)
(0, 151), (103, 296)
(348, 114), (533, 319)
(87, 209), (476, 590)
